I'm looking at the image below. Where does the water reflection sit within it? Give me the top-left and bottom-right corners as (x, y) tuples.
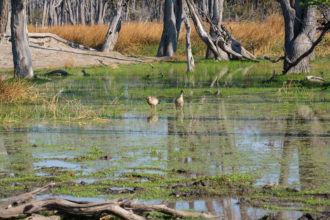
(0, 102), (328, 191)
(0, 67), (329, 217)
(147, 113), (158, 124)
(166, 198), (302, 220)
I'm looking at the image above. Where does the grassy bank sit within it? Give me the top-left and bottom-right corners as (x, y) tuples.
(28, 15), (330, 58)
(0, 59), (329, 124)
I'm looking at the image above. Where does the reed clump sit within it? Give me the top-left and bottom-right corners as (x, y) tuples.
(29, 15), (329, 57)
(0, 79), (37, 103)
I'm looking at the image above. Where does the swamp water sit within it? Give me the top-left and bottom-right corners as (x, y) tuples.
(0, 63), (329, 219)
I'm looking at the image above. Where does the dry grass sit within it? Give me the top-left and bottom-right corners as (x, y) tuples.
(28, 15), (329, 57)
(225, 15), (284, 56)
(0, 79), (34, 103)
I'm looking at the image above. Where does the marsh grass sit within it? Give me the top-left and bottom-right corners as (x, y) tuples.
(0, 79), (38, 103)
(0, 59), (328, 124)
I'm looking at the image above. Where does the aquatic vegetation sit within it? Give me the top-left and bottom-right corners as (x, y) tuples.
(0, 59), (329, 218)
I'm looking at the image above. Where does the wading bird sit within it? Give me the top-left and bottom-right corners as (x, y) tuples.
(174, 90), (184, 109)
(146, 96), (159, 109)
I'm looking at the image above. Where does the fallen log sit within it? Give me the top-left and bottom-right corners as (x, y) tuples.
(0, 183), (55, 210)
(0, 183), (217, 220)
(27, 33), (96, 51)
(43, 70), (70, 76)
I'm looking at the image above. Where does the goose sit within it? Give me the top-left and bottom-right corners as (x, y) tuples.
(174, 90), (184, 108)
(146, 96), (159, 109)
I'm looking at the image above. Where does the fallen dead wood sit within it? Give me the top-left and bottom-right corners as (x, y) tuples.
(27, 33), (97, 51)
(0, 183), (55, 210)
(185, 0), (255, 61)
(0, 183), (217, 220)
(43, 70), (70, 76)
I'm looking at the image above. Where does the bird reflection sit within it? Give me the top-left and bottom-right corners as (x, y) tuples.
(175, 109), (184, 123)
(147, 113), (158, 124)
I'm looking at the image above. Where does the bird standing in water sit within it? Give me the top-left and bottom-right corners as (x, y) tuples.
(175, 90), (184, 109)
(146, 96), (159, 109)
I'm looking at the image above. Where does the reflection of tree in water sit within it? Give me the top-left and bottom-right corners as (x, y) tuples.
(279, 115), (295, 187)
(278, 104), (328, 190)
(1, 132), (33, 175)
(167, 97), (238, 176)
(296, 105), (328, 191)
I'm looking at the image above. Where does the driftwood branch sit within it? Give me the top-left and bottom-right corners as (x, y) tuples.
(0, 184), (217, 220)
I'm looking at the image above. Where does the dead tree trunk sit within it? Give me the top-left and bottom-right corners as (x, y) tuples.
(186, 0), (255, 61)
(79, 0), (86, 25)
(101, 0), (123, 52)
(205, 0), (228, 60)
(41, 0), (48, 27)
(11, 0), (34, 79)
(0, 0), (10, 39)
(279, 0), (317, 74)
(157, 0), (183, 57)
(184, 14), (194, 72)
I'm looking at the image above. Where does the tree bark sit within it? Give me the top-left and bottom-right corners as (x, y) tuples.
(41, 0), (48, 28)
(184, 15), (194, 72)
(205, 0), (228, 60)
(0, 0), (10, 37)
(279, 0), (317, 74)
(157, 0), (181, 57)
(11, 0), (34, 79)
(101, 0), (123, 52)
(79, 0), (86, 25)
(186, 0), (255, 61)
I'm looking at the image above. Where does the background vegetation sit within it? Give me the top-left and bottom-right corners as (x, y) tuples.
(28, 15), (330, 58)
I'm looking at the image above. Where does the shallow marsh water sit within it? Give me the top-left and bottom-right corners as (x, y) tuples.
(0, 61), (329, 219)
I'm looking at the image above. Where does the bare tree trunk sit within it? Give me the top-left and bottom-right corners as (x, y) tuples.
(65, 0), (76, 25)
(205, 0), (228, 60)
(80, 0), (86, 25)
(101, 0), (123, 52)
(96, 0), (104, 24)
(279, 0), (317, 74)
(186, 0), (255, 61)
(41, 0), (47, 28)
(11, 0), (34, 79)
(0, 0), (9, 38)
(175, 0), (184, 41)
(90, 0), (95, 25)
(157, 0), (181, 57)
(184, 15), (194, 72)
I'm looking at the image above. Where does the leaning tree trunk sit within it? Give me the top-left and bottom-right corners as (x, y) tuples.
(280, 0), (317, 74)
(0, 0), (10, 38)
(205, 0), (228, 60)
(101, 0), (123, 52)
(157, 0), (182, 57)
(186, 0), (255, 61)
(11, 0), (34, 79)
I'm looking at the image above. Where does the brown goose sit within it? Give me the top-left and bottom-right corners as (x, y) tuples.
(174, 90), (184, 108)
(146, 96), (159, 109)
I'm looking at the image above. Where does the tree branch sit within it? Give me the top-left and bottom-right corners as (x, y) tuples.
(283, 21), (329, 74)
